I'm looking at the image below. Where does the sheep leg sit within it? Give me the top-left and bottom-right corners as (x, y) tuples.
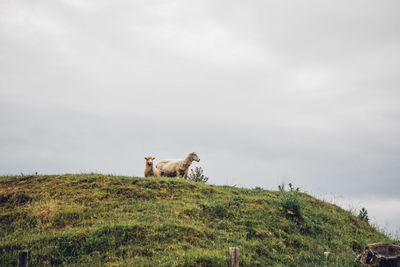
(183, 169), (189, 179)
(177, 169), (187, 178)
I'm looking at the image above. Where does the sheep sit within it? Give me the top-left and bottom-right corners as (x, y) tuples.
(144, 157), (160, 177)
(156, 152), (200, 179)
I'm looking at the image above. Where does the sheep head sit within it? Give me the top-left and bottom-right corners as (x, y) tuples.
(144, 157), (155, 165)
(189, 152), (200, 162)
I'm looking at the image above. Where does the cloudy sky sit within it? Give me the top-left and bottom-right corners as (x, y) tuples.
(1, 0), (399, 235)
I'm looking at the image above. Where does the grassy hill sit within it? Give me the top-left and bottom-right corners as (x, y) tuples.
(0, 174), (397, 266)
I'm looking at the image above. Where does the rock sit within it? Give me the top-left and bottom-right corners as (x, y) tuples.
(359, 243), (400, 266)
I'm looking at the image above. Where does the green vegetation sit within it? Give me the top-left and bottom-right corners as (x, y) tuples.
(188, 167), (209, 184)
(278, 183), (302, 221)
(0, 174), (397, 266)
(357, 208), (369, 224)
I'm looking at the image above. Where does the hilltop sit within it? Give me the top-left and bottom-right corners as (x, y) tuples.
(0, 174), (396, 266)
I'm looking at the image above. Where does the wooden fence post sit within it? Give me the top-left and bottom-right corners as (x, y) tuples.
(228, 247), (239, 267)
(18, 250), (28, 267)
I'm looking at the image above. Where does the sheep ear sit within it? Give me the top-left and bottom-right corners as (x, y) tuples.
(144, 157), (148, 160)
(152, 157), (156, 160)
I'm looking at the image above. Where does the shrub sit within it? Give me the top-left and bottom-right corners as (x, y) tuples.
(188, 167), (209, 183)
(278, 183), (303, 221)
(358, 207), (369, 223)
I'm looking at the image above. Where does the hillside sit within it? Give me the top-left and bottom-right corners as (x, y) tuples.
(0, 174), (396, 266)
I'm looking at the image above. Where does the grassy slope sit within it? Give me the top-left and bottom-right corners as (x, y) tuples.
(0, 174), (396, 266)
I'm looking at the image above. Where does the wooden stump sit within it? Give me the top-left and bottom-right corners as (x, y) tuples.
(18, 250), (28, 267)
(359, 243), (400, 266)
(228, 247), (239, 267)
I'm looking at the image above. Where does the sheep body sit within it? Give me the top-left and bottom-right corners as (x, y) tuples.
(156, 152), (200, 179)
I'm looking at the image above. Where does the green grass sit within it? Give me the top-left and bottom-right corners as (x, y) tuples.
(0, 174), (397, 266)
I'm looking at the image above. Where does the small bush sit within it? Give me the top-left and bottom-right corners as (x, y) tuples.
(188, 167), (209, 183)
(358, 207), (369, 223)
(278, 183), (303, 221)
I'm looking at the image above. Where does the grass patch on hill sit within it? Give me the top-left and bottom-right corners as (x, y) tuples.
(0, 174), (397, 266)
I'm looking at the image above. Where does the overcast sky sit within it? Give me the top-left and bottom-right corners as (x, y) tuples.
(1, 0), (399, 236)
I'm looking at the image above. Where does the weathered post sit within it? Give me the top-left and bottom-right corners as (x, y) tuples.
(18, 250), (28, 267)
(228, 247), (239, 267)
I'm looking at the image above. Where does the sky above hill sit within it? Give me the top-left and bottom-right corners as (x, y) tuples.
(1, 0), (399, 235)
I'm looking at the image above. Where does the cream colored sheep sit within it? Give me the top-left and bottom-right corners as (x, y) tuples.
(144, 157), (160, 177)
(156, 152), (200, 179)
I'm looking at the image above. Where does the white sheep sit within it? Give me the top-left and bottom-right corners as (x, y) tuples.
(156, 152), (200, 179)
(144, 157), (160, 177)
